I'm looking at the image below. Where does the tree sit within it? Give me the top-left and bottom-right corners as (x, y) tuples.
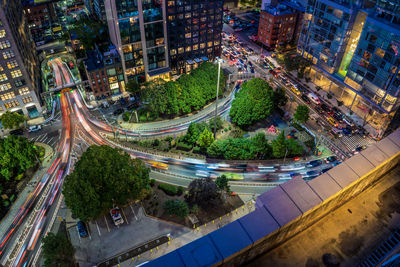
(0, 135), (38, 181)
(197, 128), (214, 148)
(126, 79), (141, 95)
(163, 200), (189, 218)
(42, 232), (75, 267)
(215, 175), (231, 193)
(294, 104), (310, 123)
(70, 19), (108, 51)
(0, 111), (25, 129)
(229, 78), (274, 128)
(209, 116), (223, 132)
(287, 138), (303, 156)
(207, 140), (225, 158)
(251, 132), (272, 159)
(186, 177), (220, 207)
(271, 132), (287, 158)
(184, 122), (208, 145)
(63, 145), (150, 221)
(272, 87), (288, 109)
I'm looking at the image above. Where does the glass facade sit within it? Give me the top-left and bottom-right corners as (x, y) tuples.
(167, 0), (223, 74)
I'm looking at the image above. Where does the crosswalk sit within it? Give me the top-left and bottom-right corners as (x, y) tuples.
(339, 134), (377, 152)
(28, 130), (61, 148)
(42, 112), (62, 126)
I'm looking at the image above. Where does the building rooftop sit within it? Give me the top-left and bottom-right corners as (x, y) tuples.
(84, 50), (104, 72)
(262, 4), (296, 16)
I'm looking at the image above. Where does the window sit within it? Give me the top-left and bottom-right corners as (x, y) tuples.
(4, 100), (19, 109)
(0, 74), (7, 82)
(3, 50), (14, 59)
(14, 79), (24, 87)
(22, 96), (32, 103)
(0, 40), (10, 49)
(0, 91), (15, 100)
(0, 29), (6, 38)
(7, 60), (18, 69)
(0, 83), (11, 92)
(19, 87), (29, 95)
(10, 69), (22, 78)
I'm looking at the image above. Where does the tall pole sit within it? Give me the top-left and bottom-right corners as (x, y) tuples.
(214, 60), (221, 139)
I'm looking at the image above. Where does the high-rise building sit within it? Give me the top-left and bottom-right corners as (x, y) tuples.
(298, 0), (400, 138)
(0, 1), (42, 119)
(104, 0), (170, 84)
(166, 0), (223, 75)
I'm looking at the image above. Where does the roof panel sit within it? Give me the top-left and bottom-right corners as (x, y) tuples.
(280, 178), (322, 213)
(144, 250), (184, 267)
(239, 207), (280, 243)
(360, 144), (389, 167)
(209, 221), (253, 258)
(387, 129), (400, 148)
(376, 137), (400, 158)
(178, 235), (222, 267)
(344, 154), (375, 177)
(327, 162), (359, 188)
(307, 173), (342, 200)
(256, 186), (302, 226)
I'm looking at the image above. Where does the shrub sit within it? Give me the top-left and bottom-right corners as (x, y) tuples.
(163, 200), (188, 218)
(304, 139), (316, 150)
(177, 186), (183, 196)
(150, 179), (156, 187)
(191, 204), (199, 214)
(122, 112), (130, 122)
(177, 142), (192, 151)
(152, 139), (160, 147)
(224, 128), (228, 132)
(158, 183), (178, 196)
(192, 146), (202, 154)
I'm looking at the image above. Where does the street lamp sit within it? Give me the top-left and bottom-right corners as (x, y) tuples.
(214, 57), (223, 139)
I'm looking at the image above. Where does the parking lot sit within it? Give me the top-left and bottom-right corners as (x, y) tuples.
(68, 203), (190, 267)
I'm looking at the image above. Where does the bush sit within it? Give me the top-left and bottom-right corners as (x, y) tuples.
(150, 179), (156, 187)
(191, 204), (199, 214)
(224, 128), (228, 132)
(122, 112), (130, 122)
(192, 146), (202, 154)
(177, 142), (192, 151)
(304, 139), (316, 150)
(152, 139), (160, 147)
(177, 186), (183, 196)
(158, 183), (178, 196)
(163, 200), (188, 218)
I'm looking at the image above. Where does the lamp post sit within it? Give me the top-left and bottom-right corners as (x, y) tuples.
(214, 58), (222, 139)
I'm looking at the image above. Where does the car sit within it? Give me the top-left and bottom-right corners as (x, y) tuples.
(342, 116), (354, 127)
(353, 145), (367, 154)
(10, 129), (24, 136)
(342, 126), (353, 136)
(325, 156), (337, 163)
(110, 207), (124, 226)
(305, 170), (322, 178)
(291, 86), (301, 95)
(321, 166), (333, 173)
(77, 221), (88, 238)
(301, 94), (311, 103)
(113, 108), (124, 116)
(321, 103), (332, 113)
(28, 125), (42, 132)
(331, 127), (343, 137)
(326, 116), (338, 127)
(333, 112), (343, 122)
(307, 159), (323, 168)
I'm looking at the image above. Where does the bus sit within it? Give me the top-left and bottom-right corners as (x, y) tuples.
(149, 160), (168, 170)
(224, 173), (244, 180)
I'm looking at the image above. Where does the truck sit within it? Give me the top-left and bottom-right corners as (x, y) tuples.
(110, 207), (124, 226)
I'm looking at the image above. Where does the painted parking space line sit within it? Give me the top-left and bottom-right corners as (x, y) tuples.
(104, 215), (110, 232)
(95, 220), (101, 236)
(130, 203), (138, 221)
(121, 207), (129, 225)
(86, 222), (92, 240)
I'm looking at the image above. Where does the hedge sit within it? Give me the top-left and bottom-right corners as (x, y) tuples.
(158, 183), (178, 196)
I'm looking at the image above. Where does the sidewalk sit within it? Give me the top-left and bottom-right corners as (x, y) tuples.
(119, 201), (257, 267)
(0, 142), (54, 239)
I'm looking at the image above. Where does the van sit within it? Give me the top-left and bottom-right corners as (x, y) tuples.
(307, 92), (320, 105)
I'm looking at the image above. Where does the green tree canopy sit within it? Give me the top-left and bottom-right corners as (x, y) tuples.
(287, 138), (303, 156)
(197, 128), (214, 148)
(209, 116), (224, 132)
(42, 232), (75, 267)
(184, 122), (209, 145)
(126, 79), (141, 95)
(63, 145), (150, 221)
(251, 132), (272, 159)
(0, 135), (38, 181)
(271, 132), (287, 158)
(215, 175), (231, 193)
(229, 78), (274, 128)
(186, 177), (220, 207)
(294, 104), (310, 123)
(272, 87), (288, 109)
(71, 19), (108, 51)
(0, 111), (25, 129)
(163, 200), (189, 218)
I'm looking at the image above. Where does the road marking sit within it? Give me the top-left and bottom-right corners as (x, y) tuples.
(95, 220), (101, 236)
(86, 222), (92, 240)
(121, 207), (129, 225)
(130, 203), (138, 221)
(104, 215), (110, 232)
(38, 134), (47, 142)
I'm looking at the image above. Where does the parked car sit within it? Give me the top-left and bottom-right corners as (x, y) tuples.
(28, 125), (42, 132)
(307, 92), (320, 105)
(77, 221), (88, 238)
(321, 103), (332, 115)
(331, 127), (343, 137)
(353, 145), (367, 154)
(10, 129), (24, 136)
(326, 116), (338, 127)
(307, 159), (323, 168)
(325, 155), (337, 163)
(342, 126), (353, 136)
(301, 94), (310, 103)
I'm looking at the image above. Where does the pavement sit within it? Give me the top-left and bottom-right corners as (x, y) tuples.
(247, 164), (400, 267)
(119, 201), (257, 267)
(0, 143), (54, 239)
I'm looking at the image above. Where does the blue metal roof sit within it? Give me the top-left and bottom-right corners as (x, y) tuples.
(344, 154), (375, 177)
(143, 250), (184, 267)
(209, 220), (253, 258)
(178, 235), (222, 266)
(280, 178), (322, 213)
(307, 173), (342, 200)
(327, 163), (359, 188)
(239, 207), (279, 243)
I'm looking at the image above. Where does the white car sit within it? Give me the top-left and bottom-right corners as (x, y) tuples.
(28, 125), (42, 132)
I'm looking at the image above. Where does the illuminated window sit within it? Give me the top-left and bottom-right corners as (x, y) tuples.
(19, 87), (29, 95)
(185, 46), (191, 52)
(0, 40), (10, 49)
(200, 43), (206, 49)
(7, 60), (18, 69)
(178, 47), (184, 53)
(0, 83), (11, 92)
(22, 96), (32, 103)
(207, 41), (213, 47)
(0, 30), (6, 38)
(170, 49), (176, 55)
(193, 44), (198, 50)
(0, 91), (15, 100)
(0, 74), (8, 82)
(3, 50), (14, 59)
(11, 69), (22, 78)
(4, 100), (19, 108)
